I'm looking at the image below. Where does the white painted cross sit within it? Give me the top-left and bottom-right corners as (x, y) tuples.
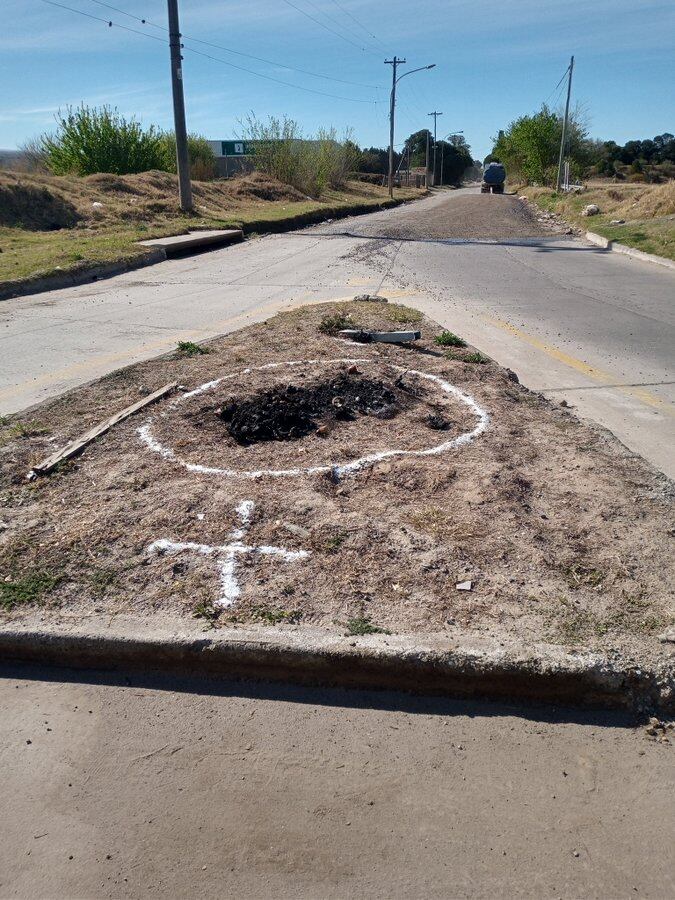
(147, 500), (310, 608)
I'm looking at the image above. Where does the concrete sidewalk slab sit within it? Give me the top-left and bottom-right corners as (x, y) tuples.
(139, 229), (243, 255)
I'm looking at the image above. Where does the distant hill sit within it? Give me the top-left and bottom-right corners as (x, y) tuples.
(0, 149), (21, 169)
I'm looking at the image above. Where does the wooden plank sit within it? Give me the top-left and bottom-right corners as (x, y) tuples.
(29, 381), (178, 478)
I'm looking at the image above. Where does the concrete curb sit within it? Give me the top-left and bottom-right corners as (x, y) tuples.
(0, 249), (167, 303)
(0, 616), (672, 713)
(0, 194), (424, 303)
(585, 231), (675, 271)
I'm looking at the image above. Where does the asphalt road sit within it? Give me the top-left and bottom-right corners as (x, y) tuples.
(1, 666), (673, 900)
(1, 189), (673, 477)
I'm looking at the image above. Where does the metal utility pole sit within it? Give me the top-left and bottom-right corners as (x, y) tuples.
(427, 111), (442, 185)
(385, 59), (436, 198)
(385, 57), (405, 199)
(556, 55), (574, 193)
(167, 0), (193, 212)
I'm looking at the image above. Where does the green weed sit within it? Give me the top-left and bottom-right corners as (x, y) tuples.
(345, 615), (390, 636)
(250, 605), (301, 625)
(193, 599), (221, 626)
(435, 331), (466, 348)
(319, 313), (356, 335)
(324, 531), (347, 553)
(88, 567), (118, 595)
(562, 563), (605, 590)
(177, 340), (209, 356)
(0, 571), (61, 611)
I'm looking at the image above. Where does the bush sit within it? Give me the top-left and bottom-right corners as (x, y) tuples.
(40, 105), (165, 175)
(159, 132), (216, 181)
(239, 114), (358, 196)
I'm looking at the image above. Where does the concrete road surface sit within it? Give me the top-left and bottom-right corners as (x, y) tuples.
(1, 666), (673, 900)
(1, 188), (673, 475)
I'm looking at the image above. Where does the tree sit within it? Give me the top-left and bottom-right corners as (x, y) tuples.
(491, 105), (559, 185)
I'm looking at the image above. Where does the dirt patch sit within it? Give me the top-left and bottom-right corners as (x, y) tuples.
(0, 302), (673, 668)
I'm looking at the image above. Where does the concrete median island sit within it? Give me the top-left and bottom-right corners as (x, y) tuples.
(1, 301), (673, 710)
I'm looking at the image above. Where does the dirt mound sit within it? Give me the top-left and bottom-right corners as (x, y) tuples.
(224, 172), (307, 203)
(219, 373), (402, 445)
(0, 177), (81, 230)
(84, 173), (140, 195)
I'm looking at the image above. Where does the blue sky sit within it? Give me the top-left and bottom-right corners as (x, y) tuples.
(2, 0), (674, 160)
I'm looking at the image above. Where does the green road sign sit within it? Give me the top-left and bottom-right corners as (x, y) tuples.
(221, 140), (254, 156)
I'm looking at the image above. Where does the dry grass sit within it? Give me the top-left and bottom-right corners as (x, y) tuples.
(521, 180), (675, 260)
(0, 169), (424, 286)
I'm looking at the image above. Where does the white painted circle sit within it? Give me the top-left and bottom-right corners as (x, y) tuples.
(138, 358), (489, 479)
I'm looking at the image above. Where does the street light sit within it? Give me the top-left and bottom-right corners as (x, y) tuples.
(385, 59), (436, 198)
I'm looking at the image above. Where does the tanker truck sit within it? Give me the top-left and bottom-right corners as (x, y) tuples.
(481, 161), (506, 194)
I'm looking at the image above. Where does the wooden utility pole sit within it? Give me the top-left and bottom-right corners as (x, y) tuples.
(428, 110), (442, 186)
(556, 56), (574, 193)
(167, 0), (193, 211)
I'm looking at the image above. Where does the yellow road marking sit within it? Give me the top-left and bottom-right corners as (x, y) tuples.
(484, 315), (674, 417)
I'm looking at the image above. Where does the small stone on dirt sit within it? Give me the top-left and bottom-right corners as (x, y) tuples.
(456, 580), (473, 591)
(658, 628), (675, 644)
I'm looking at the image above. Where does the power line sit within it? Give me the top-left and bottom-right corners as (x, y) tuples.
(182, 44), (381, 103)
(544, 62), (572, 107)
(327, 0), (388, 50)
(85, 0), (379, 88)
(280, 0), (380, 56)
(40, 0), (166, 43)
(39, 0), (381, 103)
(299, 0), (380, 49)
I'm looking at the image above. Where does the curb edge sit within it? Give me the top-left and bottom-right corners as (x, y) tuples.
(0, 620), (672, 714)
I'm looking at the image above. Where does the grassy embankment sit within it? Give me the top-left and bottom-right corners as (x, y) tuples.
(519, 180), (675, 261)
(0, 170), (424, 288)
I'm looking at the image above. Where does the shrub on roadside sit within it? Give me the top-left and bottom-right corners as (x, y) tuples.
(37, 105), (216, 181)
(40, 105), (165, 176)
(159, 132), (217, 181)
(239, 114), (358, 197)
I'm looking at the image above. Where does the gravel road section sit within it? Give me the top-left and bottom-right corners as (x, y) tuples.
(322, 191), (565, 241)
